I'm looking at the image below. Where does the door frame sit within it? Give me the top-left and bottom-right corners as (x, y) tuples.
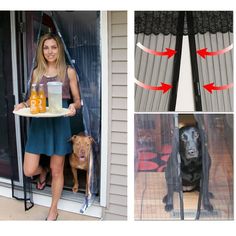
(100, 10), (108, 208)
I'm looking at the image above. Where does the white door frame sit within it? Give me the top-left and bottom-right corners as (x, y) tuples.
(100, 10), (108, 207)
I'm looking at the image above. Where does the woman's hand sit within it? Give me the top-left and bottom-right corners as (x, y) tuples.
(14, 103), (26, 111)
(67, 103), (77, 117)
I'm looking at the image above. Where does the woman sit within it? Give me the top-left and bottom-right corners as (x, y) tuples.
(14, 33), (81, 220)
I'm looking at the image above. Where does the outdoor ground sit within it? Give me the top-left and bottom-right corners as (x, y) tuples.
(0, 196), (98, 220)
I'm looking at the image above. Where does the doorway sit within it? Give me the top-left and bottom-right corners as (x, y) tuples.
(20, 11), (101, 199)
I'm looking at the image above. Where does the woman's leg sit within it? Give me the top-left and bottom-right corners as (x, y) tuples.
(24, 152), (42, 177)
(24, 152), (48, 189)
(47, 154), (65, 220)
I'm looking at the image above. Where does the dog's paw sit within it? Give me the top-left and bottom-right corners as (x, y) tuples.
(203, 202), (214, 212)
(162, 195), (167, 203)
(165, 204), (173, 212)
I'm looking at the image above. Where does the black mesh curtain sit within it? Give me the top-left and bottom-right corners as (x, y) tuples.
(135, 12), (184, 111)
(135, 11), (233, 112)
(52, 12), (101, 144)
(51, 11), (101, 195)
(135, 114), (233, 220)
(194, 114), (233, 219)
(189, 12), (233, 112)
(134, 114), (183, 220)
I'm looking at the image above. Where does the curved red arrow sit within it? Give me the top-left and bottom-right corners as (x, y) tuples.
(134, 78), (172, 94)
(197, 44), (233, 59)
(137, 42), (177, 59)
(203, 82), (233, 93)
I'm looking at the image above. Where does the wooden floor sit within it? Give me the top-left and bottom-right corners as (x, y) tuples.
(135, 127), (233, 220)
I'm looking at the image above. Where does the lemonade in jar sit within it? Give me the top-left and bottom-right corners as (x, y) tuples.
(47, 82), (63, 113)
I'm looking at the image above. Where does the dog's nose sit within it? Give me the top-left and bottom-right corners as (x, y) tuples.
(80, 150), (85, 155)
(188, 148), (196, 155)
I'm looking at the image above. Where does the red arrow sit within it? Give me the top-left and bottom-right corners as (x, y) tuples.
(134, 78), (173, 94)
(137, 42), (177, 59)
(197, 44), (233, 59)
(203, 82), (233, 93)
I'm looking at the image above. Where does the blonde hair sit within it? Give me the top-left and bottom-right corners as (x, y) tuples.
(34, 33), (67, 83)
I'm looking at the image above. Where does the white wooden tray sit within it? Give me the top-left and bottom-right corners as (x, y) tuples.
(13, 107), (70, 118)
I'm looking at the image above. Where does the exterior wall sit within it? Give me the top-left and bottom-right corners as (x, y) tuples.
(103, 11), (127, 220)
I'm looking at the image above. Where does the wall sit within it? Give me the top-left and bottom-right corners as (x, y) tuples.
(103, 11), (127, 220)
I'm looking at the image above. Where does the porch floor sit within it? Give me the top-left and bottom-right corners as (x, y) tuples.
(0, 195), (98, 220)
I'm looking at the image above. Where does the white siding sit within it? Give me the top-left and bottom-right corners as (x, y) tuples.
(103, 11), (127, 220)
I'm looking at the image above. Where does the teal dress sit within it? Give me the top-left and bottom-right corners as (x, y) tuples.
(25, 100), (72, 156)
(25, 72), (73, 156)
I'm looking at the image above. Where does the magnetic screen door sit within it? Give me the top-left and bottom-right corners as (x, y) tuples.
(25, 11), (101, 195)
(190, 11), (233, 112)
(135, 12), (184, 112)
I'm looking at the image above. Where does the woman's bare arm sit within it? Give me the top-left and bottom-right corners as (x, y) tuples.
(67, 67), (81, 116)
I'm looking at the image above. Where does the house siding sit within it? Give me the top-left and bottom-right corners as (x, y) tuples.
(103, 11), (127, 220)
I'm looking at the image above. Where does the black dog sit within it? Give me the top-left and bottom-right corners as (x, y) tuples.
(163, 126), (213, 212)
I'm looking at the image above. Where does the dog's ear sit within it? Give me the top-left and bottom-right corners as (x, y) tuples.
(68, 135), (77, 142)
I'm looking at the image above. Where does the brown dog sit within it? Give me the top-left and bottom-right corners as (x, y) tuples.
(69, 134), (94, 198)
